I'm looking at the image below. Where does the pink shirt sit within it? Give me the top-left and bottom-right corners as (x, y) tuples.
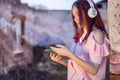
(68, 30), (110, 80)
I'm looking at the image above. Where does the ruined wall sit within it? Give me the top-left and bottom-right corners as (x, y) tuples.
(108, 0), (120, 79)
(0, 0), (107, 76)
(0, 0), (107, 48)
(0, 1), (33, 74)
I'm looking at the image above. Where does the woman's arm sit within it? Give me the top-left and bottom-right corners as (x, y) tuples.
(57, 59), (68, 67)
(50, 46), (99, 75)
(69, 53), (99, 75)
(50, 31), (104, 75)
(51, 46), (100, 75)
(50, 53), (68, 67)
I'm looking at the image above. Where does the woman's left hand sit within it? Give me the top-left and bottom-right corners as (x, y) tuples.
(50, 45), (72, 57)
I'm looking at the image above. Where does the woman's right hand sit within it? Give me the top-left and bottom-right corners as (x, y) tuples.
(50, 53), (62, 63)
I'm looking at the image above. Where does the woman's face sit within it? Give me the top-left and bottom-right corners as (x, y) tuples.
(72, 6), (80, 25)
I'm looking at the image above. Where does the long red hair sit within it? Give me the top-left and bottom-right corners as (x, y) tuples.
(71, 0), (107, 43)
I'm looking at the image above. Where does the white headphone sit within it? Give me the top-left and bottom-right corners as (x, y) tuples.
(87, 0), (97, 18)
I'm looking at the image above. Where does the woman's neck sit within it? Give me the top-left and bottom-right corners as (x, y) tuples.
(92, 25), (98, 31)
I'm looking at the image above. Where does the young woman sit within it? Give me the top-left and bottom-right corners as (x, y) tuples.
(50, 0), (110, 80)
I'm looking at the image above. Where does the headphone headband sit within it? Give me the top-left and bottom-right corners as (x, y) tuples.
(87, 0), (94, 7)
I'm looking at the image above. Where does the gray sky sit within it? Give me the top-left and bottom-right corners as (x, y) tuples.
(20, 0), (102, 10)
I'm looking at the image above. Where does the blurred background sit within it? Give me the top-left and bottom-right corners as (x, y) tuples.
(0, 0), (107, 80)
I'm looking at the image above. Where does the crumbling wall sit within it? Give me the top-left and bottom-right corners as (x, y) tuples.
(108, 0), (120, 79)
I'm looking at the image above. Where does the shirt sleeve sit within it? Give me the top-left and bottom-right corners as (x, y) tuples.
(87, 33), (110, 64)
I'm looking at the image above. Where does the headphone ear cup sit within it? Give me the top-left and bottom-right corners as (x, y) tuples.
(87, 0), (98, 18)
(88, 7), (97, 18)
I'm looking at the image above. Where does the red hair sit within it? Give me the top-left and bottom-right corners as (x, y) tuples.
(71, 0), (107, 42)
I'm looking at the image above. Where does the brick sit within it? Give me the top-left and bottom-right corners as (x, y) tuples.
(110, 64), (120, 74)
(110, 54), (120, 64)
(110, 74), (120, 80)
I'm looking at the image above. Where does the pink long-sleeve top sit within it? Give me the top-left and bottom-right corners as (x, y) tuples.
(68, 30), (110, 80)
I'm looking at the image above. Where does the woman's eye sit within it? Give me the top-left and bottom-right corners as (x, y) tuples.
(74, 15), (79, 18)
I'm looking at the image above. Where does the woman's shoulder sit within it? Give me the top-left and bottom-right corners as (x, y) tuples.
(91, 29), (104, 45)
(87, 29), (110, 57)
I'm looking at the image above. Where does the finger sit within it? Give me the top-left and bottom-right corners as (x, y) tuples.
(53, 53), (57, 57)
(50, 52), (53, 55)
(56, 45), (64, 48)
(57, 56), (62, 60)
(50, 52), (55, 57)
(50, 54), (57, 61)
(50, 53), (54, 59)
(56, 45), (68, 50)
(55, 55), (60, 59)
(50, 47), (58, 52)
